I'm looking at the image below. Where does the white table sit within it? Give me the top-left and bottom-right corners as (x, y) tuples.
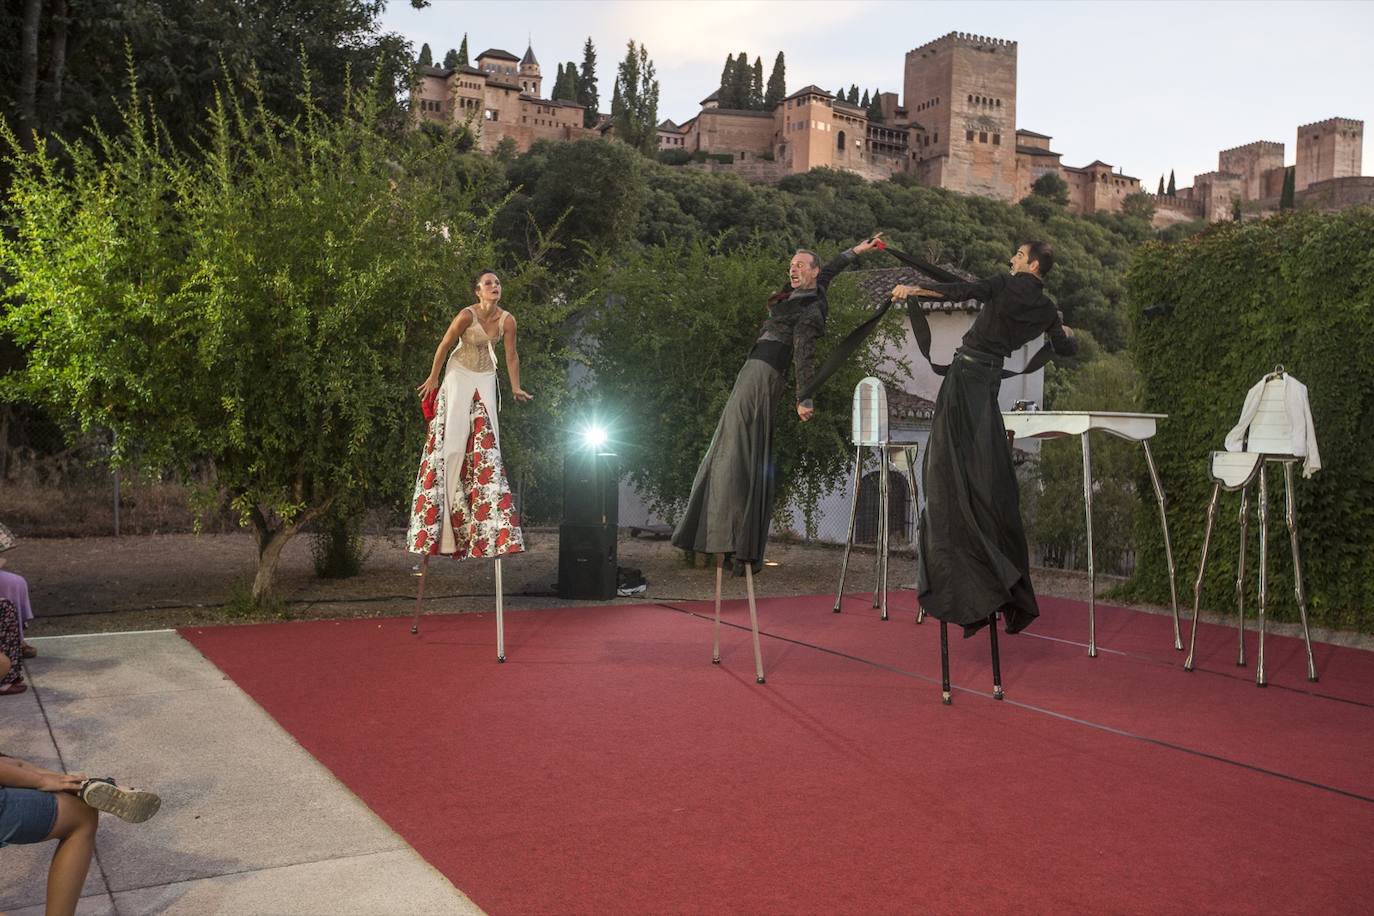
(1001, 411), (1181, 656)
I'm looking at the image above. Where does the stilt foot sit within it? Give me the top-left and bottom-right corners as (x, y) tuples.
(410, 626), (418, 635)
(1308, 675), (1319, 683)
(711, 656), (721, 665)
(1088, 647), (1098, 659)
(880, 611), (889, 621)
(1236, 660), (1247, 668)
(941, 692), (952, 706)
(497, 655), (506, 664)
(832, 605), (842, 614)
(1256, 679), (1267, 688)
(755, 676), (766, 685)
(993, 686), (1005, 701)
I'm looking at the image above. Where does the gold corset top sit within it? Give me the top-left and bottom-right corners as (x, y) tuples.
(449, 307), (506, 373)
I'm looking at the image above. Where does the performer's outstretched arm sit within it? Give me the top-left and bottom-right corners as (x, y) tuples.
(501, 313), (533, 401)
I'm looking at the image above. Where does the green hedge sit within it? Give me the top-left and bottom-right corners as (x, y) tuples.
(1124, 208), (1374, 631)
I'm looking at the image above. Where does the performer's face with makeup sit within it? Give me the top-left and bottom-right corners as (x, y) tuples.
(475, 272), (501, 304)
(1010, 245), (1036, 276)
(789, 252), (820, 289)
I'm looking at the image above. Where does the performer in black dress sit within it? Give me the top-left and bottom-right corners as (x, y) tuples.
(673, 233), (885, 683)
(892, 241), (1077, 703)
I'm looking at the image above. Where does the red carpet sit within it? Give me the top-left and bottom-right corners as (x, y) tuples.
(181, 593), (1374, 915)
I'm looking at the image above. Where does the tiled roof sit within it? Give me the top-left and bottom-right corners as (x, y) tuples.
(1016, 128), (1052, 139)
(1016, 145), (1061, 158)
(478, 48), (520, 62)
(850, 265), (982, 312)
(886, 387), (936, 421)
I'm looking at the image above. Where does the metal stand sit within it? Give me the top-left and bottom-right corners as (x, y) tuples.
(833, 444), (918, 622)
(410, 554), (431, 634)
(1184, 458), (1318, 686)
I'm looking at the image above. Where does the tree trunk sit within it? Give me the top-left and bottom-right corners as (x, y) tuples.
(19, 0), (43, 150)
(247, 499), (334, 605)
(44, 0), (68, 114)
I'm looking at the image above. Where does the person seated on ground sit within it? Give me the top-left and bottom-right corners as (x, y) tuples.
(0, 544), (40, 660)
(1, 597), (26, 695)
(1, 752), (161, 916)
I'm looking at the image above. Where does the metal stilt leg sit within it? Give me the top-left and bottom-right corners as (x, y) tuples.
(1081, 432), (1098, 658)
(1142, 441), (1182, 650)
(1256, 466), (1270, 687)
(878, 453), (890, 620)
(494, 558), (506, 663)
(988, 613), (1004, 700)
(745, 564), (765, 684)
(939, 621), (951, 705)
(1283, 463), (1318, 682)
(833, 445), (863, 614)
(410, 554), (431, 635)
(1184, 484), (1222, 672)
(712, 554), (723, 664)
(1235, 488), (1250, 667)
(904, 447), (924, 626)
(873, 454), (886, 612)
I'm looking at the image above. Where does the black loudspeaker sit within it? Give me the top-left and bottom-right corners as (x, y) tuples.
(563, 451), (619, 526)
(558, 523), (617, 600)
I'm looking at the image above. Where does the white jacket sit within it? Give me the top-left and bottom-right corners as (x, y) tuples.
(1224, 373), (1321, 478)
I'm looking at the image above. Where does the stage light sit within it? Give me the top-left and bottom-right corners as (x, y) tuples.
(582, 424), (608, 450)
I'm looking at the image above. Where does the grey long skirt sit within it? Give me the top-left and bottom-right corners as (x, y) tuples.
(671, 358), (784, 571)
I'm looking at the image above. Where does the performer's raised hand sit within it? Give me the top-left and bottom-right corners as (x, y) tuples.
(417, 375), (439, 399)
(852, 232), (885, 255)
(797, 403), (815, 422)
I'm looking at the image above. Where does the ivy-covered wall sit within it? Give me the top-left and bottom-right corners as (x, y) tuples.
(1125, 209), (1374, 631)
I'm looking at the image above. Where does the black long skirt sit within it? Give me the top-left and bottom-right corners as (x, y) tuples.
(671, 358), (783, 571)
(915, 351), (1040, 634)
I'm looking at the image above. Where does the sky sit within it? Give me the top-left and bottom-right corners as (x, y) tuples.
(382, 0), (1374, 190)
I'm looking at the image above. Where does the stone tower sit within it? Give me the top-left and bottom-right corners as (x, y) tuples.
(1218, 141), (1285, 202)
(1295, 117), (1363, 191)
(903, 32), (1018, 200)
(520, 43), (542, 97)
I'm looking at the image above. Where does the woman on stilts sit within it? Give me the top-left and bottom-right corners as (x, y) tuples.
(408, 270), (532, 659)
(891, 241), (1077, 703)
(672, 233), (886, 683)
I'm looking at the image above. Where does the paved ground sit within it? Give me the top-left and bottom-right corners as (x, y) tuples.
(0, 631), (481, 916)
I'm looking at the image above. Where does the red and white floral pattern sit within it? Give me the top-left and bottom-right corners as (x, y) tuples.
(407, 387), (524, 559)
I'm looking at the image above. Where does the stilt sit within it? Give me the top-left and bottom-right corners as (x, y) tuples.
(1256, 465), (1270, 686)
(1234, 487), (1250, 667)
(745, 564), (765, 684)
(410, 554), (431, 635)
(873, 455), (887, 614)
(833, 445), (863, 613)
(1142, 441), (1182, 650)
(712, 554), (723, 664)
(1184, 484), (1222, 672)
(494, 557), (506, 663)
(904, 447), (925, 626)
(988, 612), (1004, 700)
(939, 621), (951, 705)
(1283, 463), (1318, 682)
(1081, 431), (1098, 658)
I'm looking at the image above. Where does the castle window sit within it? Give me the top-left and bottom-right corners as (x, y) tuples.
(993, 133), (1001, 145)
(837, 129), (846, 151)
(996, 99), (1001, 107)
(966, 130), (974, 141)
(968, 95), (973, 103)
(979, 131), (987, 143)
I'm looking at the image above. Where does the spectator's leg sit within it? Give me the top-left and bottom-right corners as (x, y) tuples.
(43, 793), (99, 916)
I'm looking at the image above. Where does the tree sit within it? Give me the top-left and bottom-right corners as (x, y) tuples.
(1167, 170), (1176, 196)
(847, 85), (859, 104)
(730, 52), (750, 108)
(578, 37), (599, 127)
(1280, 166), (1295, 210)
(765, 52), (786, 109)
(1157, 175), (1165, 196)
(1122, 191), (1155, 221)
(443, 48), (460, 69)
(860, 89), (870, 109)
(1231, 197), (1243, 222)
(1030, 172), (1070, 205)
(554, 63), (565, 97)
(749, 56), (764, 110)
(417, 43), (432, 68)
(0, 69), (526, 605)
(561, 60), (579, 101)
(867, 89), (884, 122)
(611, 40), (659, 156)
(457, 33), (469, 67)
(718, 56), (737, 108)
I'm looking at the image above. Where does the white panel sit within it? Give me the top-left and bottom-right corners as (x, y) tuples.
(1246, 380), (1292, 454)
(851, 377), (888, 445)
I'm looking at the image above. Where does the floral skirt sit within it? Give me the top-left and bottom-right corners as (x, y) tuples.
(408, 385), (525, 560)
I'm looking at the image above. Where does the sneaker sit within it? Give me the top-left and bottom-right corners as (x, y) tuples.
(80, 778), (162, 823)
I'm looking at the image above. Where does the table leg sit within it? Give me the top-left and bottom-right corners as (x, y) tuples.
(1142, 441), (1182, 650)
(1081, 431), (1097, 658)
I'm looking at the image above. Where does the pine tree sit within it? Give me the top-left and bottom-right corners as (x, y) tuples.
(578, 37), (599, 127)
(847, 84), (859, 105)
(563, 60), (578, 101)
(613, 40), (659, 155)
(554, 63), (565, 98)
(860, 89), (870, 109)
(457, 34), (469, 67)
(442, 48), (459, 69)
(749, 56), (764, 109)
(1280, 166), (1295, 209)
(417, 43), (432, 68)
(718, 56), (736, 108)
(867, 88), (884, 122)
(730, 52), (750, 109)
(764, 52), (786, 109)
(836, 86), (846, 100)
(1167, 170), (1176, 196)
(1157, 176), (1165, 196)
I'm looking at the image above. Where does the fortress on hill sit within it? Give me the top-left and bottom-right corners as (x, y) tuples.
(413, 33), (1369, 225)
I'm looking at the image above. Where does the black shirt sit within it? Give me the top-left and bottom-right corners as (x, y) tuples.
(749, 250), (857, 406)
(924, 272), (1078, 359)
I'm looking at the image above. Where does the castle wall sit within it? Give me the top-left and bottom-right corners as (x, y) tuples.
(693, 110), (775, 156)
(1219, 141), (1284, 201)
(1296, 176), (1374, 211)
(1296, 118), (1363, 191)
(783, 92), (837, 173)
